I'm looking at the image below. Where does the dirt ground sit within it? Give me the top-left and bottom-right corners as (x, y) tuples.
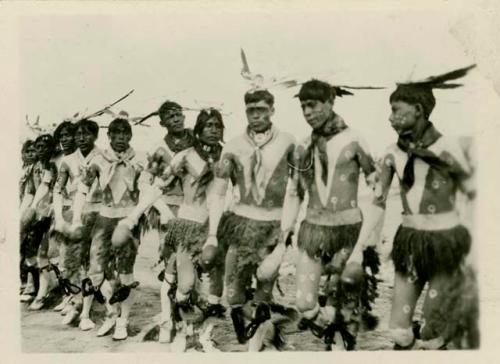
(21, 193), (426, 352)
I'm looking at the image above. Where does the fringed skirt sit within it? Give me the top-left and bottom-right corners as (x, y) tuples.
(391, 224), (471, 282)
(218, 212), (280, 283)
(297, 221), (362, 263)
(162, 218), (208, 265)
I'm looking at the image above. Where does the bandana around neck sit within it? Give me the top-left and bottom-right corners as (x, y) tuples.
(164, 129), (195, 153)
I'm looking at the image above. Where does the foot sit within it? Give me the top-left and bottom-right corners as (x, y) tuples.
(62, 305), (80, 325)
(79, 317), (96, 331)
(54, 295), (71, 312)
(199, 323), (220, 352)
(170, 333), (187, 352)
(28, 296), (46, 311)
(112, 318), (128, 341)
(158, 320), (174, 344)
(97, 313), (118, 337)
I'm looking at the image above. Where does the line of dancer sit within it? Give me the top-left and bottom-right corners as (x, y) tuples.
(19, 64), (479, 351)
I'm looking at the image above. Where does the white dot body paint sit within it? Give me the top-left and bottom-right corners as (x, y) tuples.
(403, 305), (411, 314)
(429, 289), (438, 299)
(308, 273), (315, 281)
(306, 293), (313, 303)
(296, 290), (302, 299)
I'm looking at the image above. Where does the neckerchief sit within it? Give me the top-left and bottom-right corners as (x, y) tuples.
(245, 125), (276, 204)
(192, 140), (223, 199)
(164, 129), (195, 154)
(397, 121), (466, 192)
(101, 147), (137, 204)
(301, 113), (347, 186)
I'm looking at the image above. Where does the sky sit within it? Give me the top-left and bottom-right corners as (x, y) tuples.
(15, 2), (499, 156)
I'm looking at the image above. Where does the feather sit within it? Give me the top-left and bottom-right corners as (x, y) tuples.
(398, 64), (476, 88)
(240, 48), (252, 79)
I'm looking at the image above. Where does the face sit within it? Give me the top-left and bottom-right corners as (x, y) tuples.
(108, 124), (132, 153)
(198, 117), (224, 146)
(160, 108), (185, 133)
(35, 137), (53, 161)
(300, 98), (333, 130)
(389, 101), (419, 136)
(23, 144), (37, 164)
(58, 127), (75, 155)
(245, 100), (274, 132)
(75, 127), (97, 154)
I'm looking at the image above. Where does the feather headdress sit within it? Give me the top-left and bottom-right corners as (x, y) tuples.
(390, 64), (476, 117)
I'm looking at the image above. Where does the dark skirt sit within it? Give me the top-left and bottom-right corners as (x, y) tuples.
(297, 221), (362, 263)
(391, 224), (471, 282)
(217, 211), (280, 282)
(163, 218), (208, 264)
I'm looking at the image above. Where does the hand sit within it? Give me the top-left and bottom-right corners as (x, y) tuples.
(67, 221), (84, 240)
(111, 220), (134, 248)
(54, 218), (68, 233)
(201, 235), (219, 270)
(204, 235), (218, 249)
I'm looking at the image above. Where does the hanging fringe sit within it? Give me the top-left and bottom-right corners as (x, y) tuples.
(297, 221), (362, 263)
(138, 207), (162, 235)
(430, 266), (480, 349)
(392, 224), (471, 282)
(217, 212), (280, 283)
(163, 218), (207, 264)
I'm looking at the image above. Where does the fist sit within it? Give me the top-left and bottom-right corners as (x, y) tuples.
(340, 262), (364, 288)
(200, 236), (218, 270)
(111, 222), (133, 248)
(256, 243), (286, 282)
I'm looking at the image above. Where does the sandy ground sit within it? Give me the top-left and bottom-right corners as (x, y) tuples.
(21, 193), (428, 352)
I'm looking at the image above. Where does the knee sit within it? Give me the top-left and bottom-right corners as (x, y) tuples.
(296, 290), (316, 313)
(390, 327), (414, 348)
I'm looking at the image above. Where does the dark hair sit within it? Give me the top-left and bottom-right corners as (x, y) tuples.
(22, 139), (36, 153)
(194, 109), (225, 138)
(244, 89), (274, 107)
(108, 118), (132, 135)
(158, 100), (183, 120)
(296, 79), (335, 103)
(35, 134), (57, 160)
(75, 119), (99, 138)
(390, 85), (436, 119)
(53, 121), (76, 143)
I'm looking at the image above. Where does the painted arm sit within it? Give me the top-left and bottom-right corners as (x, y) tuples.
(52, 162), (70, 229)
(347, 154), (394, 265)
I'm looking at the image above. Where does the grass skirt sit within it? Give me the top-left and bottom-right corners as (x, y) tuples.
(297, 221), (362, 263)
(217, 212), (280, 283)
(391, 224), (471, 282)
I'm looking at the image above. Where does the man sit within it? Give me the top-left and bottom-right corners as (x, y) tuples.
(52, 119), (102, 329)
(71, 118), (146, 340)
(117, 109), (226, 350)
(206, 89), (300, 351)
(20, 134), (58, 303)
(28, 121), (78, 310)
(343, 65), (477, 349)
(134, 100), (194, 343)
(292, 79), (379, 350)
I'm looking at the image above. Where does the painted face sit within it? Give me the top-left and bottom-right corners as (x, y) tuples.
(58, 127), (75, 155)
(75, 126), (97, 155)
(160, 108), (185, 133)
(198, 117), (224, 146)
(23, 144), (37, 165)
(300, 99), (333, 130)
(245, 100), (274, 133)
(108, 124), (132, 153)
(389, 101), (419, 136)
(35, 136), (53, 161)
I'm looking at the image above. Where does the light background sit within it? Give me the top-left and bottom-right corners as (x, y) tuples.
(1, 1), (500, 363)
